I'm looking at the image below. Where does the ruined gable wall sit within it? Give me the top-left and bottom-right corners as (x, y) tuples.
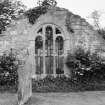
(66, 12), (105, 54)
(37, 7), (105, 55)
(0, 7), (105, 79)
(0, 7), (105, 58)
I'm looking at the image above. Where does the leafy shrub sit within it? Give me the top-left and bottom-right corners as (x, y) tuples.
(32, 75), (105, 92)
(66, 48), (105, 83)
(0, 49), (19, 87)
(32, 48), (105, 92)
(32, 75), (75, 92)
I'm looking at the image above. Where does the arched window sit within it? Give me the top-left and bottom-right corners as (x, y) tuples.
(55, 36), (64, 74)
(45, 26), (53, 55)
(35, 24), (64, 75)
(46, 26), (53, 40)
(35, 36), (43, 74)
(55, 36), (64, 55)
(45, 26), (53, 74)
(35, 36), (43, 54)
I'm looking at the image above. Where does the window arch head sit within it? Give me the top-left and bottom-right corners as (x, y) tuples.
(46, 26), (53, 40)
(37, 28), (42, 34)
(56, 28), (61, 34)
(36, 24), (63, 36)
(35, 36), (43, 49)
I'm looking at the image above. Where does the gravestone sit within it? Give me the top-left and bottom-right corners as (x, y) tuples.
(17, 48), (34, 105)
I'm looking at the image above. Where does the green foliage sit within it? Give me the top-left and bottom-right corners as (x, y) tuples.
(0, 0), (26, 34)
(25, 6), (48, 24)
(65, 12), (74, 33)
(0, 49), (19, 87)
(32, 75), (74, 92)
(66, 48), (105, 82)
(32, 75), (105, 92)
(25, 0), (57, 24)
(97, 29), (105, 40)
(38, 0), (57, 7)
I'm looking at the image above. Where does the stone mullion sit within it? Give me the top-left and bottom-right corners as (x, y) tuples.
(64, 38), (69, 77)
(33, 40), (36, 76)
(43, 26), (46, 76)
(53, 25), (56, 77)
(34, 37), (37, 76)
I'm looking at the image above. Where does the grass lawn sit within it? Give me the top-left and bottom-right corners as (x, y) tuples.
(1, 91), (105, 105)
(0, 93), (17, 105)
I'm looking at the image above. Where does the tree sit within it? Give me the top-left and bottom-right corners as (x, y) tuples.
(0, 0), (26, 34)
(37, 0), (57, 7)
(90, 10), (101, 30)
(88, 10), (105, 39)
(0, 49), (19, 86)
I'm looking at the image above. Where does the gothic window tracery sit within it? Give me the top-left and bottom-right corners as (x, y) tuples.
(56, 28), (61, 34)
(45, 26), (53, 55)
(35, 36), (43, 74)
(37, 28), (42, 34)
(35, 24), (64, 75)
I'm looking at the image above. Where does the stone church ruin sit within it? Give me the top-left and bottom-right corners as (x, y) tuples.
(0, 1), (105, 104)
(1, 6), (105, 78)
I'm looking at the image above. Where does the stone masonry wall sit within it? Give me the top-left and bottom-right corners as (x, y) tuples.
(0, 7), (105, 57)
(66, 11), (105, 55)
(0, 7), (105, 74)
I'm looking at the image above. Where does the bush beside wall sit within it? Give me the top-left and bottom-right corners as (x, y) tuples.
(32, 75), (105, 92)
(0, 49), (19, 92)
(66, 48), (105, 83)
(32, 48), (105, 92)
(1, 48), (105, 92)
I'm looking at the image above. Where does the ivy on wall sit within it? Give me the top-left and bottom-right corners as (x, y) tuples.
(65, 12), (74, 33)
(25, 6), (48, 24)
(25, 0), (57, 24)
(25, 0), (75, 34)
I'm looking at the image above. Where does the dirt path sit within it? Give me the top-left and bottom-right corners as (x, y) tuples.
(0, 93), (17, 105)
(1, 91), (105, 105)
(31, 92), (105, 105)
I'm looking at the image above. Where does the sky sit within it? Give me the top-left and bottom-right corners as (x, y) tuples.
(20, 0), (105, 28)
